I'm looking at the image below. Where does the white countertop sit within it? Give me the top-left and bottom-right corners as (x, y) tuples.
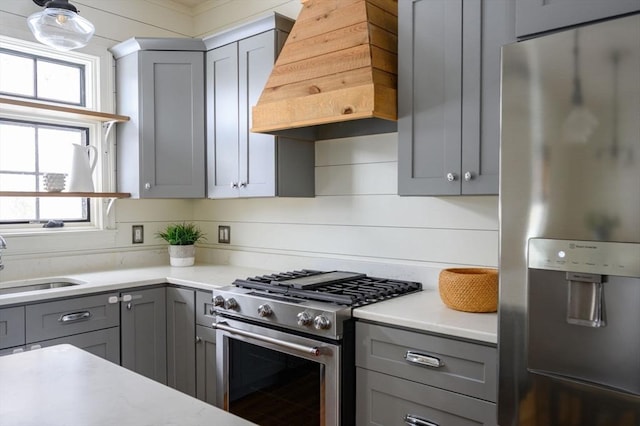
(0, 265), (498, 343)
(353, 290), (498, 344)
(0, 344), (257, 426)
(0, 264), (274, 305)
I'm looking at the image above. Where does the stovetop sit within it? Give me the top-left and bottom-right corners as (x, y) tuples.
(213, 270), (422, 339)
(232, 269), (422, 307)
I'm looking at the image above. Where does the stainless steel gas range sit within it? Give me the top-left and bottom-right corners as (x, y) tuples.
(212, 270), (421, 426)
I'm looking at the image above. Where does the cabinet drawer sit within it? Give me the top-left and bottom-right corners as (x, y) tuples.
(356, 368), (496, 426)
(33, 327), (120, 364)
(26, 293), (119, 343)
(356, 322), (497, 402)
(195, 290), (215, 327)
(0, 306), (25, 350)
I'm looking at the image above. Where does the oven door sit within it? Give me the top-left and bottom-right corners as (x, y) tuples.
(215, 316), (340, 426)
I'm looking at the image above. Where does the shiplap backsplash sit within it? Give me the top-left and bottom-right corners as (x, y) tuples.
(194, 133), (499, 288)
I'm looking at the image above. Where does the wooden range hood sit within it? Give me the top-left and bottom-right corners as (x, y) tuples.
(251, 0), (397, 138)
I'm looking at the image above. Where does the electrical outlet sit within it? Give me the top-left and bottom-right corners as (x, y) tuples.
(218, 225), (231, 244)
(132, 225), (144, 244)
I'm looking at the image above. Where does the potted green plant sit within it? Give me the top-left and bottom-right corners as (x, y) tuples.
(156, 222), (206, 267)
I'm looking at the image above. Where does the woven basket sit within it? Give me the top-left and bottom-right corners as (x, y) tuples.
(438, 268), (498, 313)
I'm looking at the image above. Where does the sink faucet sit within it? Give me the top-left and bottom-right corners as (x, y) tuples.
(0, 235), (6, 271)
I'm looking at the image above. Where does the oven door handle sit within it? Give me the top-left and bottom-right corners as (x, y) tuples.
(214, 321), (321, 356)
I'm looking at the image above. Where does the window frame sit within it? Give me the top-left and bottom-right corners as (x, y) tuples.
(0, 35), (115, 234)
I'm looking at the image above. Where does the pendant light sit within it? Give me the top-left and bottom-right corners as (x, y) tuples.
(27, 0), (95, 51)
(562, 30), (598, 144)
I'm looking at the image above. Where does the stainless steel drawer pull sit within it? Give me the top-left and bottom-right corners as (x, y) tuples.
(59, 311), (92, 323)
(404, 414), (438, 426)
(214, 322), (321, 356)
(404, 350), (445, 368)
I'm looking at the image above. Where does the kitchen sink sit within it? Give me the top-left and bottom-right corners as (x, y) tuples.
(0, 278), (86, 296)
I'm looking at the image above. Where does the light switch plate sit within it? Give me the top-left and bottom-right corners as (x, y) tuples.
(132, 225), (144, 244)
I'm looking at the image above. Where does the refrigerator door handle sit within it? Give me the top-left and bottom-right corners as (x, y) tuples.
(404, 414), (438, 426)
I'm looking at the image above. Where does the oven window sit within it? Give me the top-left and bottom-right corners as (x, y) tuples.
(229, 339), (321, 426)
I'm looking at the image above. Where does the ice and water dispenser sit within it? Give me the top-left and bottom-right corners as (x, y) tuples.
(527, 238), (640, 395)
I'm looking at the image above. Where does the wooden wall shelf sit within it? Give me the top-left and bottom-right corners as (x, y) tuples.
(0, 97), (130, 123)
(0, 191), (131, 198)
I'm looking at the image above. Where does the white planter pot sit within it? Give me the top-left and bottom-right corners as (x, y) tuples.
(168, 245), (195, 267)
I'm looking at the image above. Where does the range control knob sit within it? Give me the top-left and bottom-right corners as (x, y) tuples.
(224, 298), (238, 310)
(258, 304), (273, 317)
(213, 295), (225, 307)
(313, 314), (331, 330)
(297, 311), (313, 326)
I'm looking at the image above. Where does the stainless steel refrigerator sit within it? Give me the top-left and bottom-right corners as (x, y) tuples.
(499, 13), (640, 425)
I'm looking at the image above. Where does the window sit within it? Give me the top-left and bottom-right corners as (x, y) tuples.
(0, 119), (90, 224)
(0, 48), (86, 106)
(0, 36), (108, 229)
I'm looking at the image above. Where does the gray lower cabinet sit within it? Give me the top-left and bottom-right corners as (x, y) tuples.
(166, 286), (196, 396)
(195, 324), (217, 406)
(1, 294), (120, 364)
(0, 306), (25, 350)
(516, 0), (640, 38)
(205, 14), (314, 199)
(398, 0), (515, 196)
(356, 321), (497, 425)
(120, 287), (167, 384)
(111, 38), (206, 198)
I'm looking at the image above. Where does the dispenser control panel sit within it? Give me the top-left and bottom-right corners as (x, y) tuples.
(528, 238), (640, 277)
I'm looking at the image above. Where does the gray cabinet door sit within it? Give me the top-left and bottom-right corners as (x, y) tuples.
(398, 0), (463, 196)
(461, 0), (515, 195)
(35, 327), (120, 364)
(516, 0), (640, 37)
(207, 42), (240, 198)
(120, 287), (167, 384)
(398, 0), (512, 196)
(0, 306), (25, 350)
(195, 324), (217, 406)
(116, 49), (205, 198)
(166, 287), (196, 397)
(239, 31), (277, 197)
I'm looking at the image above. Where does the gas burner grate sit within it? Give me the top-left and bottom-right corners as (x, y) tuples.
(233, 270), (421, 306)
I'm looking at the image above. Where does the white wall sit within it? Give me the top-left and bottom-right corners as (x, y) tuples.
(194, 133), (499, 288)
(0, 1), (499, 287)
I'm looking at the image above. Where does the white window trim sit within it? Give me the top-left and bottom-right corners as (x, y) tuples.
(0, 35), (117, 235)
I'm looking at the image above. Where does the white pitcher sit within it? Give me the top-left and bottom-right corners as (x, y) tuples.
(68, 144), (98, 192)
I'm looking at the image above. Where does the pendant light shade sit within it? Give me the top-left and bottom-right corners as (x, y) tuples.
(27, 0), (95, 51)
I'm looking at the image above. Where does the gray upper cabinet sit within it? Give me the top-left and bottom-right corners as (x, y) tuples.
(516, 0), (640, 37)
(166, 287), (196, 397)
(111, 38), (206, 198)
(120, 287), (167, 384)
(398, 0), (515, 196)
(205, 14), (315, 199)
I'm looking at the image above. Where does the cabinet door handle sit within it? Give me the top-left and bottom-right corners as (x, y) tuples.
(464, 171), (473, 181)
(126, 302), (132, 310)
(446, 172), (457, 182)
(59, 311), (92, 323)
(230, 182), (239, 189)
(195, 336), (202, 344)
(144, 182), (151, 190)
(404, 414), (438, 426)
(239, 181), (247, 188)
(404, 350), (445, 368)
